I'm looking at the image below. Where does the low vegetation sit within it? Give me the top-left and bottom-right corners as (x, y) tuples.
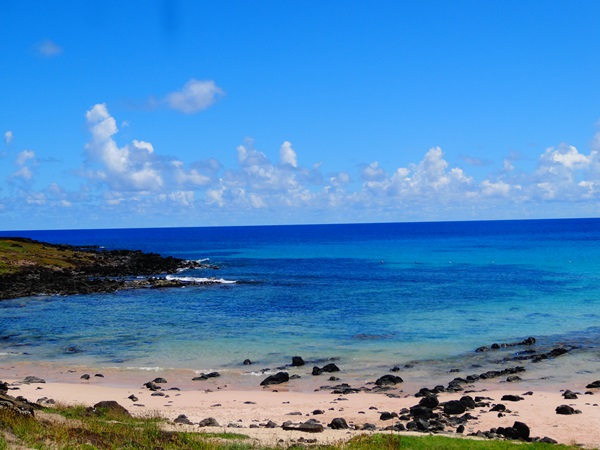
(0, 238), (97, 276)
(0, 403), (581, 450)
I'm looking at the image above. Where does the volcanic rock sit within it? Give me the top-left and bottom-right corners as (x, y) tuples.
(260, 372), (289, 386)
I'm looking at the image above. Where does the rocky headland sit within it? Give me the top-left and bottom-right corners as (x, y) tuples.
(0, 237), (217, 300)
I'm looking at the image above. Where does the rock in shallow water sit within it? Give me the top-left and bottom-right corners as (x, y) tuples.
(260, 372), (289, 386)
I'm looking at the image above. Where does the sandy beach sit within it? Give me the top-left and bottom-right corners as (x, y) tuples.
(2, 362), (600, 448)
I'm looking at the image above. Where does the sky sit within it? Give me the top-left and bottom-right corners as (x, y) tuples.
(1, 0), (600, 230)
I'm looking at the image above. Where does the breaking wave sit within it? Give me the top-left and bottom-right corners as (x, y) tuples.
(165, 275), (237, 284)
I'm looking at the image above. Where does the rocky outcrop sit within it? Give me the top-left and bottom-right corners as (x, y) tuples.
(0, 392), (39, 417)
(0, 237), (217, 300)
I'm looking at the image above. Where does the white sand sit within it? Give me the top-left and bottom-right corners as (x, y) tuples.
(2, 364), (599, 448)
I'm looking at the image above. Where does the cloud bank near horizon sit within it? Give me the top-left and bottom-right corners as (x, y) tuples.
(1, 103), (600, 229)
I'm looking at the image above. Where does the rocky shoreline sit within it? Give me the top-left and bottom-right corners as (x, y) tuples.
(0, 237), (218, 300)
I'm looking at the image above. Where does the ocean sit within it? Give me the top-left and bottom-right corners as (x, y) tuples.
(1, 218), (599, 389)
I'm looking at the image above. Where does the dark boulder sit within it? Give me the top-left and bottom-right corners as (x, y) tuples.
(312, 366), (323, 375)
(563, 390), (578, 399)
(291, 356), (305, 366)
(497, 426), (521, 440)
(283, 420), (324, 433)
(174, 414), (193, 425)
(92, 401), (131, 418)
(23, 376), (45, 384)
(260, 372), (289, 386)
(410, 406), (433, 419)
(501, 395), (523, 402)
(555, 405), (581, 415)
(375, 374), (403, 386)
(443, 400), (466, 415)
(329, 417), (349, 429)
(198, 417), (220, 427)
(586, 380), (600, 389)
(513, 421), (530, 440)
(143, 381), (160, 391)
(418, 395), (439, 408)
(459, 395), (476, 409)
(243, 359), (252, 365)
(491, 404), (506, 412)
(379, 411), (397, 421)
(153, 377), (167, 383)
(322, 363), (340, 373)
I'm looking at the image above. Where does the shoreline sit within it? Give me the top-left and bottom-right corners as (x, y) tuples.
(2, 360), (600, 448)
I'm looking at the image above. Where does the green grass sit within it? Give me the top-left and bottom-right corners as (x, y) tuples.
(0, 238), (97, 275)
(339, 434), (578, 449)
(1, 405), (255, 450)
(0, 405), (585, 450)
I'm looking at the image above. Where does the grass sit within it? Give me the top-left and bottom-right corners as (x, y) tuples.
(0, 405), (585, 450)
(0, 238), (97, 276)
(338, 434), (579, 449)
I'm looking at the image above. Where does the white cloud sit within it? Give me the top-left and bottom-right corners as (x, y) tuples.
(11, 103), (599, 228)
(4, 131), (13, 144)
(37, 39), (62, 57)
(481, 180), (511, 197)
(85, 103), (164, 191)
(166, 79), (224, 113)
(279, 141), (297, 167)
(361, 161), (387, 181)
(16, 150), (35, 166)
(539, 144), (589, 170)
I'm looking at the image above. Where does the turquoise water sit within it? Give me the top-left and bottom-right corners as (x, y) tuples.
(1, 219), (599, 380)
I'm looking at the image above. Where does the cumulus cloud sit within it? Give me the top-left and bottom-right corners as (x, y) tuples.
(165, 79), (224, 113)
(279, 141), (297, 167)
(4, 131), (13, 144)
(10, 102), (597, 228)
(36, 39), (62, 57)
(85, 103), (164, 191)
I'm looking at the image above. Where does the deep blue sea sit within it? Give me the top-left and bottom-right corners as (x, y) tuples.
(1, 219), (600, 386)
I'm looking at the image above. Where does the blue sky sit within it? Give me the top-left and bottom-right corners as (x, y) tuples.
(1, 0), (600, 230)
